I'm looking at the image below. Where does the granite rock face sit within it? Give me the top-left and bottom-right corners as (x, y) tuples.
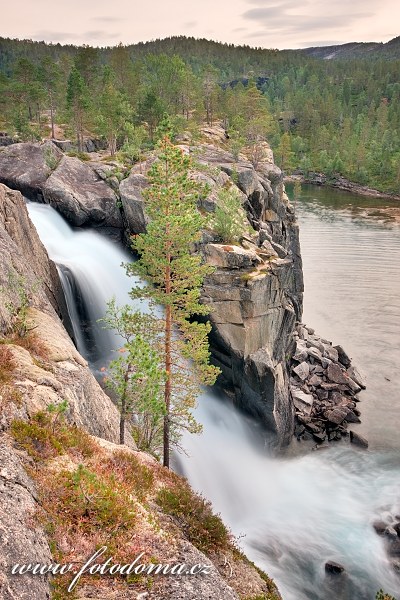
(0, 436), (52, 600)
(0, 185), (135, 599)
(119, 172), (148, 234)
(0, 137), (303, 446)
(0, 184), (66, 333)
(192, 142), (303, 446)
(43, 156), (122, 228)
(0, 141), (62, 200)
(0, 142), (122, 228)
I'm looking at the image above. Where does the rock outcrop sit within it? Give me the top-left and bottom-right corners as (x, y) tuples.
(190, 140), (303, 445)
(0, 142), (122, 228)
(0, 435), (52, 600)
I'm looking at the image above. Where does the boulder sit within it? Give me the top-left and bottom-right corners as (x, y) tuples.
(292, 361), (310, 381)
(327, 363), (361, 393)
(334, 344), (351, 367)
(43, 156), (122, 228)
(325, 561), (345, 574)
(0, 141), (63, 200)
(119, 172), (148, 234)
(349, 431), (369, 448)
(325, 407), (348, 425)
(292, 390), (314, 415)
(346, 365), (366, 389)
(344, 409), (361, 424)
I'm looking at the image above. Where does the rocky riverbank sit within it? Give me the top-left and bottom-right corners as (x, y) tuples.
(291, 323), (367, 447)
(285, 173), (400, 202)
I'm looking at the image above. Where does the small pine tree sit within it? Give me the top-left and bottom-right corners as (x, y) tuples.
(126, 132), (220, 467)
(100, 299), (165, 449)
(212, 185), (250, 243)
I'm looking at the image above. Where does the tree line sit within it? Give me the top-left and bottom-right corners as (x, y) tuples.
(0, 36), (398, 192)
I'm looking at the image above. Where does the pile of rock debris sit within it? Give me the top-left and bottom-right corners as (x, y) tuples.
(290, 323), (368, 447)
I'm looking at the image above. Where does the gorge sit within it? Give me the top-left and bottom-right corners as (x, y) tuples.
(0, 136), (399, 600)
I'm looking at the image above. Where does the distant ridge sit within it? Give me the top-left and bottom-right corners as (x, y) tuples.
(299, 36), (400, 60)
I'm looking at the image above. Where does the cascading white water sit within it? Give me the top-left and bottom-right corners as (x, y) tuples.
(27, 202), (145, 370)
(176, 396), (400, 600)
(26, 200), (400, 600)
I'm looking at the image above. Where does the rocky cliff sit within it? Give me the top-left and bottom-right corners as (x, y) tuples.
(0, 132), (303, 447)
(0, 182), (280, 600)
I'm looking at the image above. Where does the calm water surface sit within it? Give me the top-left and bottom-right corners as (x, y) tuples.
(295, 185), (400, 450)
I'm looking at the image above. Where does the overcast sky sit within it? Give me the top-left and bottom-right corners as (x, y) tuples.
(1, 0), (399, 50)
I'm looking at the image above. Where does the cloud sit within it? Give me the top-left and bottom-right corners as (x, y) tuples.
(183, 21), (197, 28)
(232, 27), (247, 32)
(242, 1), (374, 36)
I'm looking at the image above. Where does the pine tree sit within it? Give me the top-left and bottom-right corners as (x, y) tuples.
(66, 67), (90, 151)
(100, 299), (165, 449)
(126, 132), (220, 468)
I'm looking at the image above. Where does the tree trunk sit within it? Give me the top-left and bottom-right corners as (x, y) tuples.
(50, 92), (55, 139)
(120, 411), (125, 445)
(163, 300), (171, 468)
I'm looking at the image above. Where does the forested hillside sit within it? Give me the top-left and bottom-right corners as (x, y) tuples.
(0, 35), (399, 193)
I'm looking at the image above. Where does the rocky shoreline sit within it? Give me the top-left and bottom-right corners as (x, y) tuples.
(285, 173), (400, 202)
(291, 323), (368, 448)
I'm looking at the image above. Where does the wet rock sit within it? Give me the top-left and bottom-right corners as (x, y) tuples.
(344, 409), (361, 424)
(325, 561), (345, 574)
(313, 432), (327, 443)
(334, 345), (351, 367)
(349, 431), (369, 448)
(346, 365), (366, 389)
(295, 424), (305, 437)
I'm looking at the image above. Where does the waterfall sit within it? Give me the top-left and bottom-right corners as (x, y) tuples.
(27, 201), (400, 600)
(27, 201), (143, 370)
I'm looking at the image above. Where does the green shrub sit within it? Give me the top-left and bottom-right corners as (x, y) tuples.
(11, 409), (96, 462)
(376, 591), (397, 600)
(66, 150), (90, 161)
(156, 482), (229, 554)
(212, 185), (250, 243)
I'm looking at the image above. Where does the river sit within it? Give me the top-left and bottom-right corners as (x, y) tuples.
(26, 186), (400, 600)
